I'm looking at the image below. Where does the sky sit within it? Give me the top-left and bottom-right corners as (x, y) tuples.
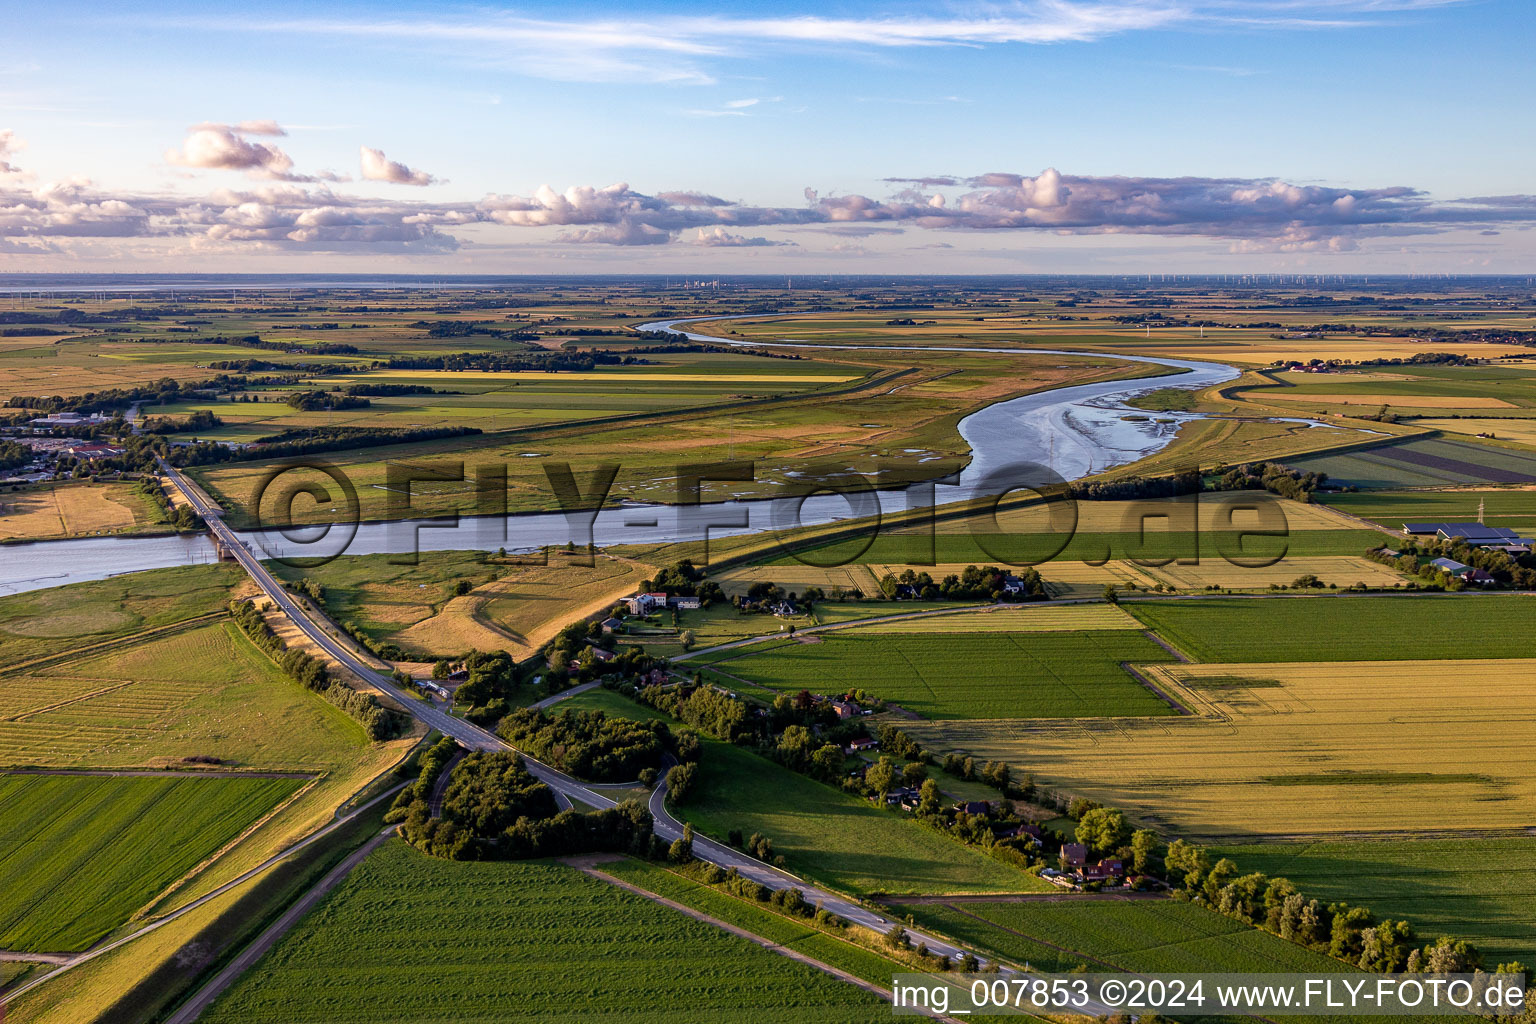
(1, 0), (1533, 273)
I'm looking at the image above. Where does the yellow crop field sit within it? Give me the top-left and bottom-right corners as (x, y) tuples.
(1409, 418), (1536, 445)
(0, 483), (158, 541)
(1034, 560), (1166, 596)
(333, 369), (857, 384)
(903, 658), (1536, 838)
(1254, 393), (1516, 409)
(455, 557), (654, 655)
(714, 563), (888, 597)
(1139, 555), (1406, 590)
(845, 603), (1142, 633)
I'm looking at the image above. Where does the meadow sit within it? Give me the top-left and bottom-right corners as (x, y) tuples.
(717, 630), (1177, 720)
(274, 549), (652, 659)
(676, 737), (1043, 896)
(0, 562), (242, 670)
(1127, 594), (1536, 662)
(198, 841), (891, 1024)
(0, 772), (304, 952)
(0, 481), (167, 543)
(905, 656), (1536, 836)
(1211, 838), (1536, 967)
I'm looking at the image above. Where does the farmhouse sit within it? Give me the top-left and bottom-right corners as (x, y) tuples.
(668, 595), (701, 610)
(62, 442), (126, 459)
(846, 736), (878, 753)
(1082, 858), (1125, 883)
(625, 592), (669, 615)
(953, 800), (990, 816)
(1000, 574), (1031, 596)
(829, 699), (860, 720)
(1402, 522), (1534, 549)
(1060, 842), (1088, 868)
(1429, 557), (1497, 584)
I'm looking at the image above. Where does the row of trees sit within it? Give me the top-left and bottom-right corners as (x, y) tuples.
(877, 565), (1046, 602)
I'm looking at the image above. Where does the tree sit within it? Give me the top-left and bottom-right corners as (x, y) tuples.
(809, 743), (845, 782)
(864, 756), (896, 800)
(1103, 584), (1119, 604)
(885, 924), (910, 950)
(902, 761), (928, 787)
(1075, 807), (1129, 854)
(679, 629), (695, 651)
(431, 659), (450, 681)
(918, 778), (942, 815)
(1130, 829), (1159, 873)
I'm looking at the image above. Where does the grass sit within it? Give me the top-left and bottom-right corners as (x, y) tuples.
(1128, 594), (1536, 662)
(1211, 838), (1536, 967)
(1318, 488), (1536, 530)
(0, 481), (167, 542)
(0, 562), (242, 669)
(676, 737), (1046, 897)
(1288, 436), (1536, 489)
(718, 631), (1177, 720)
(902, 898), (1355, 976)
(198, 840), (890, 1024)
(602, 858), (909, 984)
(0, 773), (304, 952)
(903, 656), (1536, 836)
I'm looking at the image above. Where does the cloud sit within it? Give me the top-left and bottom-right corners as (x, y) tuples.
(690, 227), (793, 247)
(154, 2), (1474, 85)
(165, 122), (312, 181)
(0, 129), (22, 175)
(359, 146), (439, 186)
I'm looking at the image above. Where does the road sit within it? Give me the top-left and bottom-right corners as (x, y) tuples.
(157, 458), (1029, 985)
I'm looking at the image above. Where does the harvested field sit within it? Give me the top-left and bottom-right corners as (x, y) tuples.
(903, 658), (1536, 837)
(1254, 393), (1516, 409)
(844, 604), (1142, 633)
(0, 483), (160, 541)
(1404, 418), (1536, 446)
(713, 563), (887, 599)
(1138, 555), (1405, 590)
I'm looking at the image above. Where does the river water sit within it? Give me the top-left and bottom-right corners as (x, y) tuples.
(0, 316), (1302, 596)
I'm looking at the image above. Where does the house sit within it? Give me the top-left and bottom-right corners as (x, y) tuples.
(846, 736), (879, 753)
(883, 786), (920, 808)
(1402, 522), (1535, 548)
(1059, 842), (1088, 868)
(893, 584), (920, 600)
(669, 595), (701, 610)
(62, 442), (125, 459)
(625, 592), (668, 615)
(1430, 556), (1470, 575)
(1082, 858), (1125, 882)
(446, 668), (468, 683)
(898, 790), (925, 813)
(953, 800), (990, 817)
(995, 823), (1044, 845)
(589, 648), (616, 664)
(599, 617), (623, 634)
(770, 599), (799, 617)
(830, 699), (860, 720)
(1000, 574), (1030, 595)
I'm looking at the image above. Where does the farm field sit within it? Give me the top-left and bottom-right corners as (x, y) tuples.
(1127, 595), (1536, 662)
(615, 602), (817, 655)
(1407, 417), (1536, 446)
(1138, 555), (1405, 590)
(0, 482), (166, 542)
(905, 657), (1536, 836)
(677, 737), (1045, 896)
(198, 841), (890, 1024)
(717, 630), (1177, 720)
(1288, 435), (1536, 488)
(275, 549), (652, 659)
(190, 348), (1150, 527)
(1211, 838), (1536, 967)
(601, 859), (914, 988)
(0, 772), (304, 952)
(970, 494), (1358, 534)
(0, 563), (243, 669)
(1317, 488), (1536, 530)
(902, 898), (1356, 977)
(842, 603), (1143, 633)
(768, 527), (1386, 571)
(0, 620), (373, 769)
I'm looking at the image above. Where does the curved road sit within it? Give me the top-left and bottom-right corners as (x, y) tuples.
(156, 457), (1022, 984)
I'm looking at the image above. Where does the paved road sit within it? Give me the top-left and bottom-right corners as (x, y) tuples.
(164, 826), (400, 1024)
(155, 459), (1107, 1003)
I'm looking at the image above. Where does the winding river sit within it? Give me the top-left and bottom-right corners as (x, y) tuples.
(0, 316), (1278, 596)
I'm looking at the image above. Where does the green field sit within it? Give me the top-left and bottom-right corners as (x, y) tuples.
(676, 738), (1045, 896)
(904, 898), (1355, 976)
(1212, 838), (1536, 967)
(1288, 436), (1536, 489)
(199, 841), (889, 1023)
(717, 631), (1177, 719)
(0, 772), (304, 952)
(602, 859), (908, 984)
(0, 563), (242, 669)
(1318, 488), (1536, 531)
(1128, 595), (1536, 662)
